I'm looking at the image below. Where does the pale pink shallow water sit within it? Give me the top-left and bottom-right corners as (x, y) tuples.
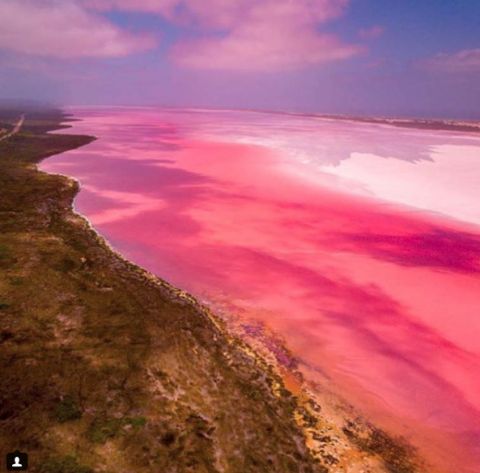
(42, 108), (480, 472)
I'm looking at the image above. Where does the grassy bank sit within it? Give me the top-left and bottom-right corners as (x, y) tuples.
(0, 107), (421, 473)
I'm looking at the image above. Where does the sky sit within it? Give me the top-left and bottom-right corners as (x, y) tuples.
(0, 0), (479, 118)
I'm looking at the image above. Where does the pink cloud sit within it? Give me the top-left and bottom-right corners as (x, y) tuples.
(83, 0), (360, 72)
(359, 25), (385, 39)
(172, 29), (360, 72)
(422, 48), (480, 72)
(81, 0), (244, 27)
(0, 0), (155, 58)
(171, 0), (361, 71)
(83, 0), (348, 28)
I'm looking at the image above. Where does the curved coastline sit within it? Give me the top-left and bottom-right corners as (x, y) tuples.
(0, 107), (425, 472)
(49, 112), (426, 473)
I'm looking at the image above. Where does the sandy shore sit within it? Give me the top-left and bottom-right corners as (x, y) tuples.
(1, 106), (430, 472)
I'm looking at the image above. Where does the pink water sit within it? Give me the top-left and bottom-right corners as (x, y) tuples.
(42, 108), (480, 472)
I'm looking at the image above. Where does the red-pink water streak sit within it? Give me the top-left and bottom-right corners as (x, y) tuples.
(42, 108), (480, 472)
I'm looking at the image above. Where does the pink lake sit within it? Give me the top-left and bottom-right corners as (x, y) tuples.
(42, 108), (480, 472)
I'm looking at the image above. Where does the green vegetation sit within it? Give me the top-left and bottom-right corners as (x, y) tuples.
(87, 416), (147, 444)
(125, 416), (147, 428)
(0, 106), (420, 473)
(88, 417), (124, 444)
(54, 396), (82, 423)
(39, 455), (93, 473)
(0, 106), (322, 472)
(0, 243), (16, 267)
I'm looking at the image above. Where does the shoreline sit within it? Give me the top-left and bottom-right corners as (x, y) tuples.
(61, 105), (480, 133)
(49, 111), (429, 473)
(1, 107), (425, 472)
(46, 119), (424, 472)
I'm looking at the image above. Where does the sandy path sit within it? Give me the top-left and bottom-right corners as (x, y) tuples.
(0, 114), (25, 142)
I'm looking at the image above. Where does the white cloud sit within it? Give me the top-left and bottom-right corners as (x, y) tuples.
(423, 48), (480, 72)
(82, 0), (361, 71)
(0, 0), (155, 58)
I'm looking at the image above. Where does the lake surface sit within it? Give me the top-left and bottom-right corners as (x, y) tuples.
(42, 107), (480, 472)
